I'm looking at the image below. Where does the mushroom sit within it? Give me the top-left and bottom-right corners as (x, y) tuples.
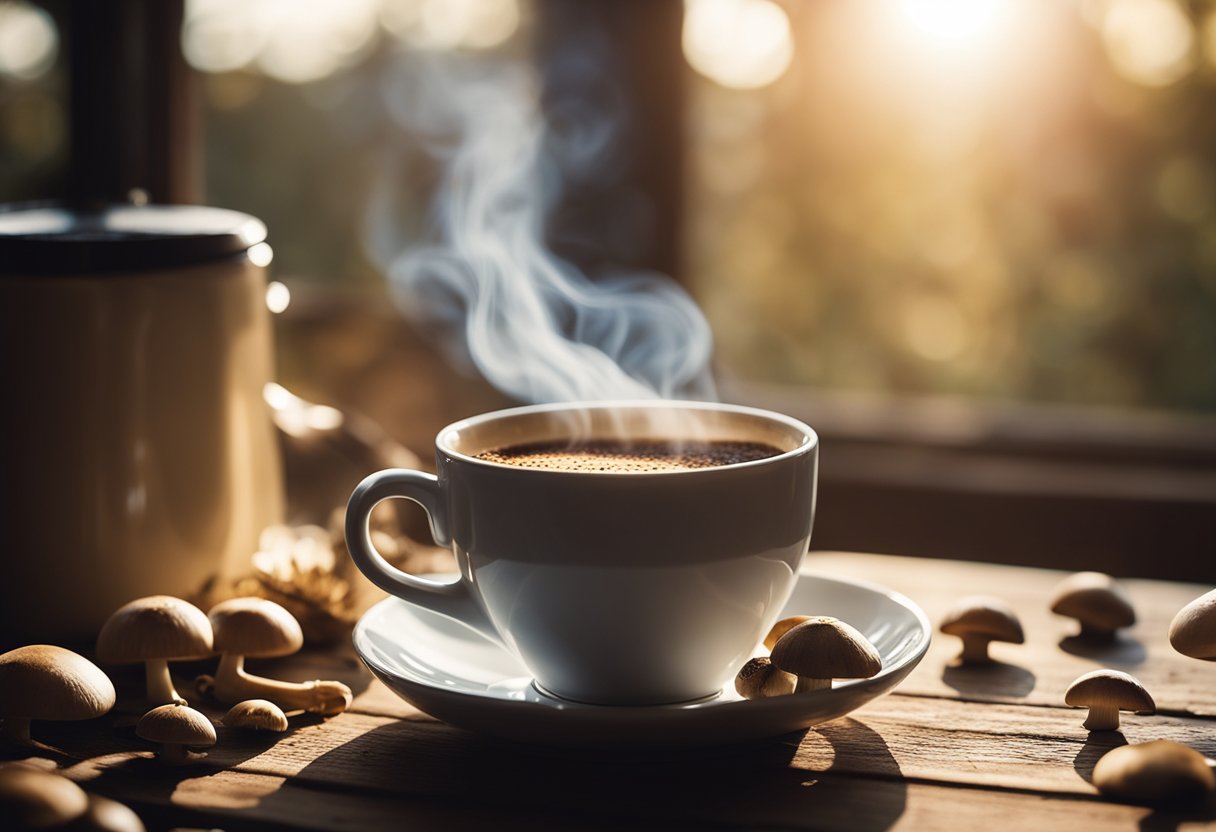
(763, 616), (811, 652)
(1064, 669), (1155, 731)
(222, 699), (289, 732)
(770, 616), (883, 692)
(939, 596), (1025, 664)
(75, 794), (146, 832)
(135, 703), (216, 765)
(0, 765), (89, 828)
(1168, 587), (1216, 661)
(1049, 572), (1136, 640)
(208, 597), (352, 715)
(734, 657), (796, 700)
(0, 645), (116, 745)
(95, 596), (214, 706)
(1092, 740), (1216, 806)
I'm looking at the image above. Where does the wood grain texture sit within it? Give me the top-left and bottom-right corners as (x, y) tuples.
(7, 552), (1215, 830)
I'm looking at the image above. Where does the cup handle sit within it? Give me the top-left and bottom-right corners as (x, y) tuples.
(345, 468), (501, 645)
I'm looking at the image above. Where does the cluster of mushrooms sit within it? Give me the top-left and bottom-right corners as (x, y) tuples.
(733, 572), (1215, 808)
(0, 594), (354, 830)
(937, 571), (1216, 807)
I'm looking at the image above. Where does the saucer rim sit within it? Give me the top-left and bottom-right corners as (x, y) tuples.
(353, 569), (932, 717)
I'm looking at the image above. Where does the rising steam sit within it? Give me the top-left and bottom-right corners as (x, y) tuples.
(367, 53), (715, 405)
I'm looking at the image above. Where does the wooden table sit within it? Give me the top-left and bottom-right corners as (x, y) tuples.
(12, 553), (1216, 830)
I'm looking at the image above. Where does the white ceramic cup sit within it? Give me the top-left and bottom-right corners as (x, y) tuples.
(345, 401), (818, 706)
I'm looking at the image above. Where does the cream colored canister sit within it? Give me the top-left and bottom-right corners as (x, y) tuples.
(0, 205), (284, 644)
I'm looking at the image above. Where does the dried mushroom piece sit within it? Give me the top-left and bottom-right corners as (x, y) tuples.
(1064, 669), (1155, 731)
(734, 657), (796, 700)
(0, 645), (116, 745)
(770, 617), (882, 693)
(76, 794), (147, 832)
(1093, 740), (1216, 806)
(208, 597), (352, 715)
(939, 596), (1024, 664)
(136, 703), (216, 765)
(222, 699), (289, 732)
(95, 596), (214, 706)
(1049, 572), (1136, 641)
(1168, 588), (1216, 661)
(763, 616), (811, 652)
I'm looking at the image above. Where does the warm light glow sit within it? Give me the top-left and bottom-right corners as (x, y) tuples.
(412, 0), (520, 50)
(264, 383), (344, 437)
(1102, 0), (1195, 87)
(902, 296), (968, 362)
(265, 280), (291, 313)
(184, 0), (380, 83)
(683, 0), (793, 90)
(0, 1), (57, 81)
(896, 0), (1012, 50)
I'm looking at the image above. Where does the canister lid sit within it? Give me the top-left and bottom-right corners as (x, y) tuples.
(0, 203), (268, 275)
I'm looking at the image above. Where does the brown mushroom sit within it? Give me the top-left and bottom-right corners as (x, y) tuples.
(135, 703), (216, 765)
(208, 598), (351, 715)
(0, 765), (89, 828)
(939, 596), (1025, 663)
(734, 657), (796, 700)
(770, 616), (882, 692)
(96, 596), (214, 706)
(1064, 669), (1155, 731)
(1168, 588), (1216, 661)
(74, 794), (147, 832)
(763, 616), (811, 652)
(222, 699), (289, 732)
(0, 645), (116, 745)
(1092, 740), (1215, 806)
(1049, 572), (1135, 640)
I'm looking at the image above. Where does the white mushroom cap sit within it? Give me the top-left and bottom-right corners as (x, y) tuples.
(0, 765), (89, 828)
(1064, 669), (1155, 731)
(939, 596), (1025, 663)
(763, 616), (811, 652)
(0, 645), (115, 744)
(136, 704), (217, 749)
(96, 596), (214, 664)
(734, 657), (796, 700)
(1168, 588), (1216, 661)
(1049, 572), (1136, 638)
(209, 598), (304, 659)
(770, 617), (882, 692)
(1093, 740), (1216, 805)
(222, 699), (289, 732)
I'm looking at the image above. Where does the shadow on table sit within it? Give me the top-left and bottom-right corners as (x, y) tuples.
(1057, 634), (1146, 667)
(254, 716), (908, 831)
(1137, 794), (1216, 832)
(1071, 730), (1127, 784)
(941, 660), (1036, 698)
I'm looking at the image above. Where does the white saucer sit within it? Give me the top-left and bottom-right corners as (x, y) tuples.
(353, 571), (931, 747)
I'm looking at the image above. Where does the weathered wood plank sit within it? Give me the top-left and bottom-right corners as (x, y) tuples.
(805, 552), (1215, 714)
(21, 692), (1214, 804)
(47, 748), (1211, 832)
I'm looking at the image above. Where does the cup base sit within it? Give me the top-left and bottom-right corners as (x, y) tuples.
(529, 679), (724, 708)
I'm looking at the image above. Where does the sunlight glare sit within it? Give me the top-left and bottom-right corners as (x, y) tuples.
(683, 0), (793, 90)
(897, 0), (1011, 49)
(1102, 0), (1195, 87)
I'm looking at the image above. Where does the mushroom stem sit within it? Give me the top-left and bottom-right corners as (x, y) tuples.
(157, 743), (192, 765)
(959, 637), (992, 663)
(213, 654), (351, 715)
(1078, 623), (1117, 642)
(0, 716), (32, 745)
(145, 659), (186, 706)
(795, 677), (832, 693)
(1083, 703), (1121, 732)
